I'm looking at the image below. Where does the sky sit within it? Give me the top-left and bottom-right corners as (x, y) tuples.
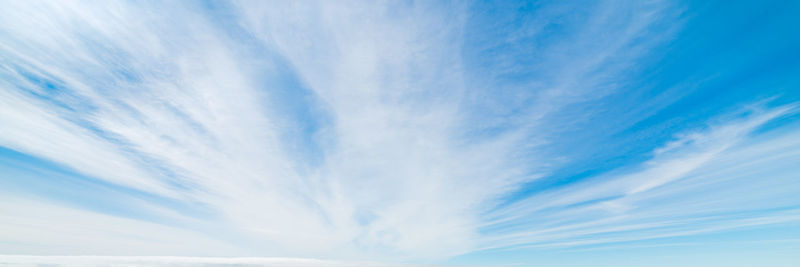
(0, 0), (799, 266)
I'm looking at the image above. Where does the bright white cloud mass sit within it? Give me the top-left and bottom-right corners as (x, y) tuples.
(1, 0), (799, 266)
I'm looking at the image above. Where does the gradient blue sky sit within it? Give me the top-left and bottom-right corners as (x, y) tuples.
(1, 0), (799, 266)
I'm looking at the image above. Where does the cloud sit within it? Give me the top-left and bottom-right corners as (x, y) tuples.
(1, 0), (524, 260)
(0, 255), (409, 267)
(0, 196), (242, 256)
(0, 0), (797, 263)
(477, 104), (800, 251)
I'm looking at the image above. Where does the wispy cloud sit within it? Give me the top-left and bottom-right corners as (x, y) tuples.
(478, 104), (800, 251)
(0, 255), (409, 267)
(2, 0), (524, 259)
(0, 0), (798, 264)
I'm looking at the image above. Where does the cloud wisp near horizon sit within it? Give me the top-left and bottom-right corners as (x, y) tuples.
(1, 0), (799, 265)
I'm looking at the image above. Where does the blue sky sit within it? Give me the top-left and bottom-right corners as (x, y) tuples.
(0, 0), (799, 266)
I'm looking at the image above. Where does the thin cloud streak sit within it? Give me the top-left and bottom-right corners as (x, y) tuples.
(0, 255), (411, 267)
(477, 105), (800, 251)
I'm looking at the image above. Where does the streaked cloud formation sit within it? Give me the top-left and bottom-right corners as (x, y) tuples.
(1, 0), (799, 265)
(0, 255), (405, 267)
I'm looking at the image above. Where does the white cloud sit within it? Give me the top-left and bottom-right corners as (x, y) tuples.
(0, 255), (410, 267)
(0, 0), (518, 260)
(2, 0), (794, 262)
(0, 197), (242, 256)
(477, 104), (800, 251)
